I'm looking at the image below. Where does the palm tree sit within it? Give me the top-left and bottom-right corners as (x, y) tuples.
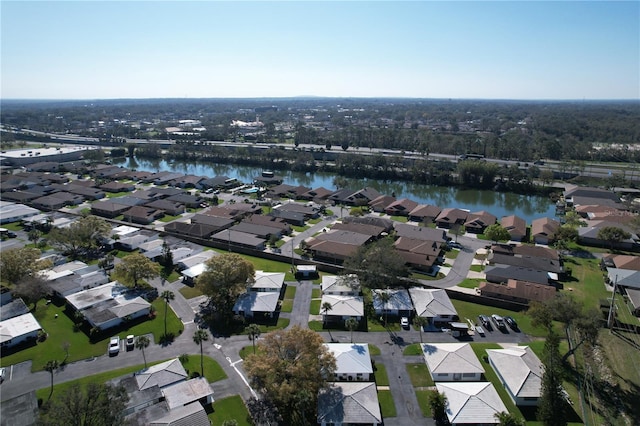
(321, 302), (334, 342)
(494, 411), (525, 426)
(377, 290), (391, 326)
(44, 360), (59, 400)
(413, 316), (428, 343)
(135, 335), (150, 369)
(193, 329), (209, 377)
(160, 290), (175, 337)
(244, 323), (262, 354)
(345, 317), (358, 343)
(28, 229), (42, 245)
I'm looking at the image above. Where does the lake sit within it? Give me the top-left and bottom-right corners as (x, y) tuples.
(121, 156), (557, 223)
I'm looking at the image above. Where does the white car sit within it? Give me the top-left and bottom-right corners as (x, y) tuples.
(126, 335), (135, 351)
(400, 317), (410, 329)
(108, 336), (120, 355)
(475, 325), (485, 336)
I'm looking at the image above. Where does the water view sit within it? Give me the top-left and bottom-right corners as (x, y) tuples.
(123, 157), (556, 223)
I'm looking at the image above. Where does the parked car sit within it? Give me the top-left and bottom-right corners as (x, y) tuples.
(0, 367), (5, 383)
(126, 335), (135, 351)
(400, 317), (410, 329)
(504, 316), (518, 330)
(108, 336), (120, 355)
(448, 241), (462, 249)
(478, 315), (491, 328)
(492, 314), (507, 331)
(475, 325), (485, 336)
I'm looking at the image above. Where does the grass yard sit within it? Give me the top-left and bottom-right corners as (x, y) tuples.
(1, 221), (23, 231)
(415, 390), (433, 417)
(562, 257), (609, 310)
(414, 272), (446, 281)
(179, 355), (227, 383)
(105, 191), (131, 198)
(284, 285), (296, 299)
(374, 362), (390, 386)
(179, 285), (203, 299)
(390, 215), (409, 223)
(406, 363), (434, 387)
(310, 299), (321, 315)
(378, 390), (396, 417)
(158, 214), (181, 223)
(292, 224), (310, 232)
(445, 249), (460, 260)
(311, 288), (322, 298)
(368, 344), (381, 356)
(308, 320), (323, 331)
(127, 298), (184, 344)
(469, 264), (484, 272)
(457, 278), (482, 289)
(239, 345), (265, 359)
(233, 253), (296, 281)
(308, 217), (322, 224)
(257, 318), (289, 333)
(281, 299), (293, 312)
(208, 395), (251, 426)
(402, 344), (423, 356)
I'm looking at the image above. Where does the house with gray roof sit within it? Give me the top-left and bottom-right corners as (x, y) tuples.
(394, 222), (447, 242)
(372, 288), (413, 317)
(422, 343), (485, 382)
(436, 382), (508, 425)
(484, 264), (552, 286)
(409, 204), (442, 223)
(317, 382), (382, 426)
(408, 288), (457, 325)
(487, 346), (543, 406)
(325, 343), (374, 381)
(212, 229), (265, 250)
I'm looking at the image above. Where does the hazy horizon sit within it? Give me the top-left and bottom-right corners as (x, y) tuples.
(2, 1), (638, 100)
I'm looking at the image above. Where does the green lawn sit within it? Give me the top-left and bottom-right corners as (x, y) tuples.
(413, 272), (446, 280)
(292, 224), (310, 232)
(390, 215), (409, 223)
(158, 214), (181, 223)
(239, 345), (265, 359)
(469, 264), (484, 272)
(378, 390), (397, 418)
(179, 355), (227, 383)
(563, 257), (609, 310)
(308, 320), (323, 331)
(105, 191), (131, 198)
(208, 395), (251, 426)
(368, 344), (381, 356)
(374, 362), (390, 386)
(1, 221), (23, 231)
(308, 217), (322, 224)
(402, 344), (423, 356)
(311, 288), (322, 298)
(445, 249), (460, 260)
(179, 286), (203, 299)
(232, 253), (296, 280)
(406, 363), (434, 387)
(415, 390), (433, 417)
(458, 278), (483, 289)
(284, 285), (296, 299)
(128, 298), (184, 344)
(310, 299), (321, 315)
(257, 318), (289, 333)
(281, 299), (293, 312)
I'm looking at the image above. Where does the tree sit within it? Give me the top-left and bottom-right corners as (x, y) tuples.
(38, 382), (128, 426)
(244, 326), (336, 425)
(44, 360), (59, 400)
(484, 223), (511, 243)
(28, 229), (42, 245)
(112, 252), (160, 288)
(343, 237), (410, 289)
(345, 317), (358, 343)
(321, 301), (334, 342)
(193, 329), (209, 377)
(427, 389), (449, 425)
(563, 211), (586, 228)
(245, 323), (262, 354)
(246, 397), (282, 426)
(554, 225), (578, 245)
(537, 331), (567, 426)
(196, 253), (254, 322)
(494, 411), (526, 426)
(413, 316), (428, 343)
(159, 240), (173, 271)
(62, 341), (71, 364)
(135, 335), (150, 369)
(376, 290), (391, 326)
(160, 290), (175, 337)
(13, 275), (49, 311)
(562, 307), (601, 363)
(98, 253), (114, 274)
(528, 301), (554, 331)
(0, 247), (51, 283)
(48, 215), (110, 259)
(597, 226), (632, 251)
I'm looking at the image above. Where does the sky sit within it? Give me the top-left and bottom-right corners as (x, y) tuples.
(1, 1), (639, 100)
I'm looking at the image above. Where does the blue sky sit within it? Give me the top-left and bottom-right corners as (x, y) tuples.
(1, 1), (638, 100)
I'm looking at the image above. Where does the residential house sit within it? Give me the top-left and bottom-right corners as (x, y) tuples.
(0, 313), (42, 349)
(269, 208), (306, 226)
(484, 264), (552, 286)
(394, 237), (443, 272)
(317, 382), (382, 426)
(320, 294), (364, 325)
(324, 343), (374, 381)
(211, 229), (265, 250)
(91, 200), (131, 218)
(307, 240), (360, 264)
(578, 221), (638, 251)
(322, 274), (361, 296)
(487, 346), (543, 406)
(478, 279), (556, 305)
(243, 214), (291, 234)
(394, 222), (447, 242)
(163, 222), (218, 239)
(330, 221), (385, 238)
(232, 291), (280, 319)
(32, 192), (83, 210)
(0, 202), (40, 224)
(372, 288), (413, 318)
(435, 208), (469, 229)
(229, 222), (284, 239)
(435, 382), (508, 425)
(487, 253), (563, 276)
(464, 211), (497, 234)
(368, 195), (396, 213)
(501, 215), (527, 241)
(161, 377), (214, 410)
(100, 181), (135, 193)
(328, 187), (382, 206)
(385, 198), (419, 216)
(123, 206), (164, 225)
(190, 214), (235, 231)
(408, 204), (442, 224)
(169, 174), (205, 189)
(531, 217), (560, 245)
(607, 268), (640, 291)
(299, 186), (333, 202)
(408, 288), (457, 326)
(148, 403), (209, 426)
(166, 193), (203, 209)
(144, 199), (186, 216)
(601, 254), (640, 271)
(273, 202), (319, 219)
(343, 215), (394, 232)
(421, 343), (485, 382)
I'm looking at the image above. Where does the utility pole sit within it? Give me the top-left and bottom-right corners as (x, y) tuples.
(607, 275), (618, 329)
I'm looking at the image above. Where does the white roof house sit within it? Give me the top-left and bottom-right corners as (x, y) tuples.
(65, 282), (123, 311)
(233, 291), (280, 318)
(487, 346), (543, 406)
(149, 403), (209, 426)
(372, 288), (413, 315)
(325, 343), (374, 381)
(251, 271), (285, 292)
(82, 295), (151, 330)
(320, 294), (364, 320)
(317, 382), (382, 426)
(135, 358), (188, 391)
(0, 313), (42, 348)
(408, 287), (457, 322)
(180, 263), (207, 280)
(421, 343), (484, 382)
(436, 382), (508, 425)
(322, 274), (361, 295)
(112, 225), (140, 237)
(161, 377), (214, 410)
(176, 251), (215, 270)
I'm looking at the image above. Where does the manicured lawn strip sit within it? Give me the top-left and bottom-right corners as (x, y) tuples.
(180, 355), (227, 383)
(105, 191), (131, 198)
(308, 320), (323, 331)
(378, 390), (397, 418)
(403, 344), (422, 356)
(564, 257), (609, 310)
(208, 395), (252, 426)
(284, 285), (296, 299)
(368, 344), (381, 356)
(114, 249), (135, 258)
(292, 225), (310, 232)
(233, 253), (295, 281)
(158, 214), (181, 223)
(1, 221), (23, 231)
(310, 299), (321, 315)
(457, 278), (482, 289)
(451, 299), (552, 337)
(308, 218), (322, 224)
(35, 360), (168, 401)
(390, 215), (408, 223)
(415, 390), (433, 417)
(281, 299), (293, 313)
(179, 285), (204, 299)
(258, 318), (289, 333)
(445, 249), (460, 260)
(311, 288), (322, 298)
(374, 362), (390, 386)
(239, 345), (265, 360)
(469, 265), (483, 272)
(406, 363), (434, 387)
(126, 298), (184, 344)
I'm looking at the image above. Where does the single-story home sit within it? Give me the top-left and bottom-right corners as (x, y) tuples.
(0, 313), (42, 348)
(320, 294), (364, 324)
(317, 382), (382, 426)
(325, 343), (374, 382)
(487, 346), (543, 406)
(161, 377), (214, 410)
(478, 279), (556, 305)
(408, 288), (457, 325)
(232, 291), (280, 319)
(501, 215), (527, 242)
(372, 288), (413, 318)
(531, 217), (560, 245)
(322, 274), (361, 296)
(436, 382), (508, 425)
(421, 343), (484, 382)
